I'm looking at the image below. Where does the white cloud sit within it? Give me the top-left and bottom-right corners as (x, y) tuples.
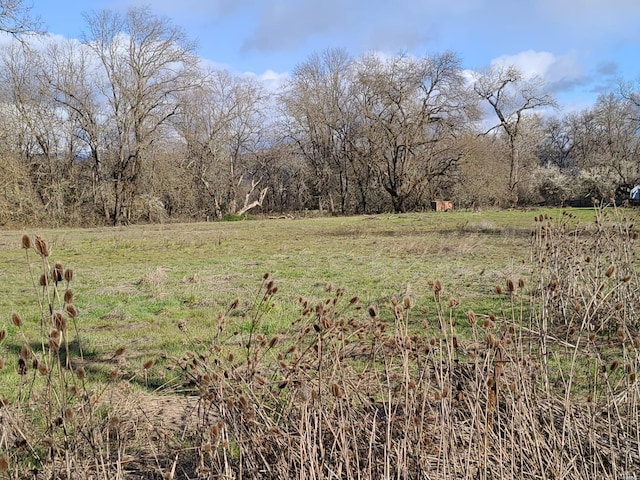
(233, 68), (290, 95)
(253, 69), (289, 92)
(489, 50), (586, 92)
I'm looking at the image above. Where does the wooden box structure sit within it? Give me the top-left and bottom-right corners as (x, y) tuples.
(431, 200), (453, 212)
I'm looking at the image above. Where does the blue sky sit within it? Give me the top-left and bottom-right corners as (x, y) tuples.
(28, 0), (640, 112)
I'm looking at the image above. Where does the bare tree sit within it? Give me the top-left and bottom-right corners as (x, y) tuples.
(39, 38), (113, 221)
(572, 93), (640, 198)
(0, 43), (77, 220)
(173, 69), (268, 218)
(0, 0), (42, 38)
(474, 65), (556, 202)
(354, 52), (476, 212)
(82, 6), (200, 225)
(280, 48), (357, 213)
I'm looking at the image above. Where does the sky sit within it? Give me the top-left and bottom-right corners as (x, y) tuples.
(27, 0), (640, 113)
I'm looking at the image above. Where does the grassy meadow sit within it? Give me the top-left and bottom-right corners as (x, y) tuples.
(1, 206), (640, 479)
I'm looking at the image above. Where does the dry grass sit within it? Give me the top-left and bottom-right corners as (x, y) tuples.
(1, 207), (640, 479)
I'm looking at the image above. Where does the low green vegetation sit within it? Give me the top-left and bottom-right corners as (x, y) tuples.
(0, 206), (639, 479)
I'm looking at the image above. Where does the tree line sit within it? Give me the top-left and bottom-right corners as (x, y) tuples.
(0, 6), (639, 226)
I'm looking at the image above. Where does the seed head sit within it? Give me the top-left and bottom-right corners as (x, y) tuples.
(64, 268), (73, 283)
(64, 289), (74, 304)
(486, 333), (495, 347)
(21, 234), (31, 249)
(53, 262), (63, 283)
(11, 313), (22, 327)
(39, 273), (48, 287)
(143, 359), (154, 370)
(0, 330), (4, 341)
(605, 265), (616, 278)
(17, 358), (27, 375)
(53, 312), (67, 331)
(34, 235), (49, 257)
(65, 304), (78, 318)
(467, 311), (476, 325)
(20, 346), (31, 360)
(49, 337), (59, 351)
(403, 296), (412, 309)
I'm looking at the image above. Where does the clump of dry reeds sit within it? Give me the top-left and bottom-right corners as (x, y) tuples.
(169, 208), (640, 479)
(0, 235), (176, 480)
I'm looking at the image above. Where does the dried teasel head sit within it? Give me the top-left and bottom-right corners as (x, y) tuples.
(64, 268), (73, 283)
(11, 313), (22, 327)
(34, 235), (50, 257)
(65, 304), (78, 318)
(20, 346), (31, 360)
(64, 289), (74, 304)
(52, 262), (63, 283)
(433, 280), (442, 296)
(467, 310), (477, 325)
(21, 234), (31, 249)
(52, 312), (67, 331)
(403, 296), (412, 310)
(605, 265), (616, 278)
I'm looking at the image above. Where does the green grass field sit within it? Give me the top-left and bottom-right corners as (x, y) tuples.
(0, 208), (584, 382)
